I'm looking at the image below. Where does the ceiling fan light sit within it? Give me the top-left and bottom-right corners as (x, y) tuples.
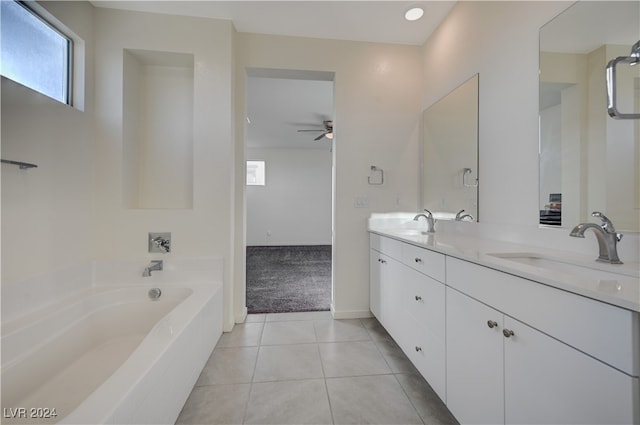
(405, 6), (424, 21)
(325, 132), (334, 140)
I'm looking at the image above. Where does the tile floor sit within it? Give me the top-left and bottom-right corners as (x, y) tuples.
(176, 311), (458, 425)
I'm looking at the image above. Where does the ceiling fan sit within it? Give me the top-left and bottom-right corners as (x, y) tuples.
(297, 120), (333, 141)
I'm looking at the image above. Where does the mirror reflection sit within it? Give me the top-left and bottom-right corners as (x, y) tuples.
(539, 1), (640, 232)
(422, 74), (479, 221)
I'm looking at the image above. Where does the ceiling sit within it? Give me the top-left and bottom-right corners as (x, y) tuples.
(91, 1), (457, 46)
(247, 75), (334, 150)
(91, 1), (457, 150)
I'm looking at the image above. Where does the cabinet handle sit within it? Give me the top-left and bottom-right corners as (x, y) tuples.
(415, 295), (422, 301)
(503, 329), (515, 338)
(378, 258), (386, 264)
(487, 320), (498, 329)
(414, 257), (423, 263)
(415, 346), (422, 352)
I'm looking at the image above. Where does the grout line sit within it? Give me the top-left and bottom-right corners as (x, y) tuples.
(240, 322), (264, 425)
(317, 334), (336, 425)
(393, 373), (428, 425)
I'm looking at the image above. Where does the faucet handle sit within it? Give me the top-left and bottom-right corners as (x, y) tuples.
(455, 209), (465, 220)
(423, 209), (433, 218)
(591, 211), (617, 233)
(152, 237), (171, 253)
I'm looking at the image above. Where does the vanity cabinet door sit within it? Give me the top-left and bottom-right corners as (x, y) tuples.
(369, 248), (400, 332)
(369, 249), (382, 320)
(504, 316), (639, 425)
(446, 287), (504, 425)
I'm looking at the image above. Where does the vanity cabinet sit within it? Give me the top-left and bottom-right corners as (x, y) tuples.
(446, 286), (638, 425)
(369, 234), (446, 400)
(369, 232), (640, 425)
(446, 257), (639, 425)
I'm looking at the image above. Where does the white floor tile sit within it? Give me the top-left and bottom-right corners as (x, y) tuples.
(261, 320), (317, 345)
(244, 379), (333, 424)
(326, 375), (423, 425)
(319, 341), (391, 377)
(253, 344), (324, 382)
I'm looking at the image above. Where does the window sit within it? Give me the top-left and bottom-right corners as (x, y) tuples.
(246, 161), (266, 186)
(1, 0), (72, 104)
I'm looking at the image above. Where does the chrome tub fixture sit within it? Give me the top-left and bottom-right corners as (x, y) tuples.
(142, 260), (163, 277)
(148, 287), (162, 300)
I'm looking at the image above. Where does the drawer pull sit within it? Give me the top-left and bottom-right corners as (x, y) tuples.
(503, 329), (515, 338)
(414, 257), (423, 263)
(415, 295), (422, 301)
(415, 346), (422, 352)
(378, 258), (387, 264)
(487, 320), (498, 329)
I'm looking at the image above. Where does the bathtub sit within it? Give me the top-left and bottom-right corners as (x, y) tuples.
(1, 278), (222, 424)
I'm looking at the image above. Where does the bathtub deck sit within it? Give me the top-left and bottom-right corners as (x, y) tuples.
(3, 335), (144, 424)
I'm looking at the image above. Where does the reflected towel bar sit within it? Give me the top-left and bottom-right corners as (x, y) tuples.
(463, 167), (478, 187)
(1, 159), (38, 169)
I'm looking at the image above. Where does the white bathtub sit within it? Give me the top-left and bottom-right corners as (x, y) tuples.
(1, 278), (222, 424)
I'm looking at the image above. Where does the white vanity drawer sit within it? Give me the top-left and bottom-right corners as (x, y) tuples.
(398, 319), (446, 402)
(400, 265), (445, 338)
(401, 243), (445, 283)
(370, 233), (403, 260)
(446, 256), (640, 377)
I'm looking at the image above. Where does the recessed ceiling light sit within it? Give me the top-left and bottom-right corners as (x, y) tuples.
(405, 6), (424, 21)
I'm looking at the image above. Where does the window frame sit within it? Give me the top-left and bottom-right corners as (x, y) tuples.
(246, 160), (266, 186)
(1, 0), (74, 105)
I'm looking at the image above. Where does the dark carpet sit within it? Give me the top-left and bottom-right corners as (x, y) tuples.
(246, 245), (332, 314)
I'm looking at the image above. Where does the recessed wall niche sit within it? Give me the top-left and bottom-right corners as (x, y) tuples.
(123, 49), (194, 209)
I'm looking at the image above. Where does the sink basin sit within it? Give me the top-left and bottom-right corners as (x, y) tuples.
(390, 228), (430, 237)
(487, 252), (638, 282)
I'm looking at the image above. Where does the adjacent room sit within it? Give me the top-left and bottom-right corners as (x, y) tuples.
(245, 72), (334, 314)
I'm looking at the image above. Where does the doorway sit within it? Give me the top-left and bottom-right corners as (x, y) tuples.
(244, 68), (334, 314)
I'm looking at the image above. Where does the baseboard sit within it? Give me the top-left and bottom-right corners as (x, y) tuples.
(235, 306), (248, 324)
(330, 304), (373, 320)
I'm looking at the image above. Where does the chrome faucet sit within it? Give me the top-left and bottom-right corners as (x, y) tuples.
(142, 260), (164, 277)
(413, 209), (436, 233)
(569, 212), (623, 264)
(455, 209), (474, 222)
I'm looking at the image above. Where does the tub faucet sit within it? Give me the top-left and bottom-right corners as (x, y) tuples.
(414, 209), (436, 233)
(569, 212), (623, 264)
(143, 260), (163, 277)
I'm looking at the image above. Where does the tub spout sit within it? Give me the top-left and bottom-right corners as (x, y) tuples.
(143, 260), (163, 277)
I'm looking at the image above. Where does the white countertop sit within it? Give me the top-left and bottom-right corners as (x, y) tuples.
(369, 223), (640, 313)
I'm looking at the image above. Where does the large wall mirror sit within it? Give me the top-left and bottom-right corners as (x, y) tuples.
(422, 74), (479, 221)
(539, 1), (640, 232)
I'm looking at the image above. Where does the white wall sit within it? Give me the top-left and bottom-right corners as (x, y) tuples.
(235, 34), (423, 318)
(1, 1), (95, 285)
(93, 8), (237, 330)
(246, 148), (332, 246)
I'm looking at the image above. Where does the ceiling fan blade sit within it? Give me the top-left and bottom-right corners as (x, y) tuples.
(314, 132), (328, 141)
(297, 129), (324, 132)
